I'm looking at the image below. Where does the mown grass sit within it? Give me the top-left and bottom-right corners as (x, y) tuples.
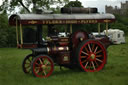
(0, 37), (128, 85)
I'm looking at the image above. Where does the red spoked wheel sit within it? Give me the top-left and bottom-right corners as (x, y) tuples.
(22, 54), (34, 74)
(31, 55), (54, 78)
(77, 40), (107, 72)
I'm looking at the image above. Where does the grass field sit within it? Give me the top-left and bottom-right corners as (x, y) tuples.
(0, 37), (128, 85)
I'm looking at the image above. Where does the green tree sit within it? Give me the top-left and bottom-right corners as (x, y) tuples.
(110, 21), (128, 35)
(0, 0), (70, 47)
(0, 13), (16, 47)
(0, 0), (69, 13)
(64, 0), (83, 7)
(0, 13), (8, 47)
(109, 14), (128, 35)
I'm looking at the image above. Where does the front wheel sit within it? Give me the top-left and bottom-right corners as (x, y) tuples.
(31, 55), (54, 78)
(76, 39), (107, 72)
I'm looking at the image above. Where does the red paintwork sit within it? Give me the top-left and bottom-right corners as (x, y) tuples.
(59, 42), (69, 46)
(32, 56), (54, 78)
(95, 37), (111, 48)
(17, 44), (37, 49)
(72, 30), (89, 48)
(88, 53), (96, 61)
(9, 19), (115, 26)
(9, 12), (116, 78)
(79, 40), (107, 72)
(48, 46), (69, 55)
(56, 52), (70, 64)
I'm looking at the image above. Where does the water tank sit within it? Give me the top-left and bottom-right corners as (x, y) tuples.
(61, 7), (98, 14)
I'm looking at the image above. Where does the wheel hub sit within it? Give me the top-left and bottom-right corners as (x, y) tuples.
(91, 54), (95, 59)
(41, 65), (46, 69)
(89, 53), (96, 61)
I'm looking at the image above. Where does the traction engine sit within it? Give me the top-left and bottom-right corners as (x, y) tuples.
(9, 7), (115, 78)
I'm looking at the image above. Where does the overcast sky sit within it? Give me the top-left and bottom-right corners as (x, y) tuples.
(0, 1), (2, 6)
(0, 0), (128, 13)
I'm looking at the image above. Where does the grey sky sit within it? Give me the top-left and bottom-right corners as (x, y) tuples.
(0, 0), (128, 13)
(71, 0), (128, 13)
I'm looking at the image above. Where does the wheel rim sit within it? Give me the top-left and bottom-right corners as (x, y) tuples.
(23, 54), (33, 74)
(32, 56), (54, 78)
(79, 40), (106, 72)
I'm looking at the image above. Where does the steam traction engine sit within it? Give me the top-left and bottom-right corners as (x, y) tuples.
(9, 8), (115, 78)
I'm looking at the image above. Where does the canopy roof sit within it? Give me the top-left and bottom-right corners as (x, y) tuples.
(9, 13), (115, 25)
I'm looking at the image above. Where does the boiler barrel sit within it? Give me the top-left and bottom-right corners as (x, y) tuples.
(31, 46), (69, 54)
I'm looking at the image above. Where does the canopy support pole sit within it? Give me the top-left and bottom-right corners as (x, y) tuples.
(106, 22), (108, 36)
(16, 19), (19, 45)
(70, 24), (72, 34)
(98, 23), (101, 35)
(65, 25), (67, 34)
(20, 24), (23, 46)
(37, 25), (42, 47)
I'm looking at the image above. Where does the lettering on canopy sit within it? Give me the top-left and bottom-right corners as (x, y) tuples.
(26, 20), (98, 24)
(28, 20), (37, 24)
(20, 19), (114, 25)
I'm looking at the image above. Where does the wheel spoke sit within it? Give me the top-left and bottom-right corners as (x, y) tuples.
(43, 59), (49, 65)
(25, 65), (30, 68)
(92, 44), (95, 52)
(85, 47), (89, 53)
(43, 58), (48, 65)
(81, 51), (88, 55)
(35, 67), (40, 73)
(43, 70), (47, 76)
(29, 57), (33, 60)
(28, 68), (31, 73)
(81, 56), (87, 58)
(28, 58), (32, 62)
(94, 46), (98, 53)
(89, 61), (91, 69)
(35, 67), (40, 69)
(96, 58), (103, 62)
(46, 66), (51, 72)
(45, 61), (50, 66)
(46, 64), (52, 67)
(82, 59), (87, 63)
(35, 63), (40, 66)
(39, 58), (43, 64)
(25, 62), (31, 64)
(85, 62), (89, 68)
(94, 60), (98, 67)
(96, 55), (102, 57)
(91, 61), (96, 70)
(95, 50), (102, 54)
(88, 44), (92, 52)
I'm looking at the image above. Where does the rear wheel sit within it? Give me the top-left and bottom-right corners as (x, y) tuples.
(31, 55), (54, 78)
(76, 39), (107, 72)
(22, 54), (34, 74)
